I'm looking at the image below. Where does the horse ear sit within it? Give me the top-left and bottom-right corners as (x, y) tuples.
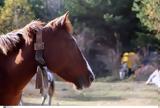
(60, 11), (69, 25)
(56, 11), (73, 33)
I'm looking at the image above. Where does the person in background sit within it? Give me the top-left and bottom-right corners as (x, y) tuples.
(120, 51), (140, 79)
(128, 52), (135, 76)
(128, 51), (141, 76)
(119, 52), (129, 79)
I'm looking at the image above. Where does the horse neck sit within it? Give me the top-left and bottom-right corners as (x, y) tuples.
(6, 42), (37, 92)
(0, 43), (37, 105)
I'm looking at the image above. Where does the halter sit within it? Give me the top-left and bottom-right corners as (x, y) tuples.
(34, 29), (48, 90)
(34, 28), (46, 66)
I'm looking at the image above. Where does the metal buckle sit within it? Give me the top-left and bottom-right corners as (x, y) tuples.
(34, 42), (44, 50)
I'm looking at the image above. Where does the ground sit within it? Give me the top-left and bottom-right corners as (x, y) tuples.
(22, 81), (160, 106)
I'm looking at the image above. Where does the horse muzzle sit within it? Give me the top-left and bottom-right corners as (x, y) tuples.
(76, 72), (95, 90)
(89, 71), (95, 82)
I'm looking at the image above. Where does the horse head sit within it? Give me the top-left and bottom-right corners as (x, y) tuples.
(43, 12), (95, 89)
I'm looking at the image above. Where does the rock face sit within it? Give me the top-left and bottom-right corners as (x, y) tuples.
(135, 51), (160, 81)
(135, 64), (156, 81)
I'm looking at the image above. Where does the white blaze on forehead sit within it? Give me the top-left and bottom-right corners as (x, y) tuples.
(72, 36), (95, 77)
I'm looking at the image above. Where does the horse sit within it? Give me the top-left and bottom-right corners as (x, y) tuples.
(19, 67), (55, 106)
(41, 71), (54, 105)
(38, 66), (55, 106)
(0, 12), (95, 105)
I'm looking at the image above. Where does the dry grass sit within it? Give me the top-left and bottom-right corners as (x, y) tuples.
(22, 81), (160, 106)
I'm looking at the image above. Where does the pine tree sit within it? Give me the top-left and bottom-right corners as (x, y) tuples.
(0, 0), (35, 33)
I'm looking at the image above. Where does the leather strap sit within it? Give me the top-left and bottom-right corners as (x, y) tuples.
(33, 29), (49, 92)
(34, 29), (46, 66)
(34, 29), (44, 50)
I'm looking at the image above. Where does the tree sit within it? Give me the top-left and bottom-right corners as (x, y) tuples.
(0, 0), (35, 33)
(28, 0), (47, 20)
(63, 0), (137, 48)
(28, 0), (64, 21)
(132, 0), (160, 38)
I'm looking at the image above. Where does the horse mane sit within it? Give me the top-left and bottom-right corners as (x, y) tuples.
(23, 20), (44, 33)
(0, 20), (44, 55)
(0, 32), (21, 55)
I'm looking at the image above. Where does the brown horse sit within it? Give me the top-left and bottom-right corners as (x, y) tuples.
(0, 12), (95, 105)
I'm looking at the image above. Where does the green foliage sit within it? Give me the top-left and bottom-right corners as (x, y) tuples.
(132, 0), (160, 37)
(64, 0), (132, 27)
(28, 0), (46, 20)
(0, 0), (35, 33)
(132, 32), (160, 49)
(63, 0), (137, 47)
(28, 0), (64, 21)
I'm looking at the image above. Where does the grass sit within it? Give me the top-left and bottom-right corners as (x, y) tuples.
(23, 81), (160, 106)
(95, 76), (120, 82)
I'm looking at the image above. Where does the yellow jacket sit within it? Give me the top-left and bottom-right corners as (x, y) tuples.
(121, 56), (128, 63)
(121, 52), (136, 69)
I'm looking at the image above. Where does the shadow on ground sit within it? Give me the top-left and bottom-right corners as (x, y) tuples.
(23, 102), (40, 106)
(61, 95), (125, 101)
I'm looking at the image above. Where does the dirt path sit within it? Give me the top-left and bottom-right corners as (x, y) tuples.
(22, 81), (160, 106)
